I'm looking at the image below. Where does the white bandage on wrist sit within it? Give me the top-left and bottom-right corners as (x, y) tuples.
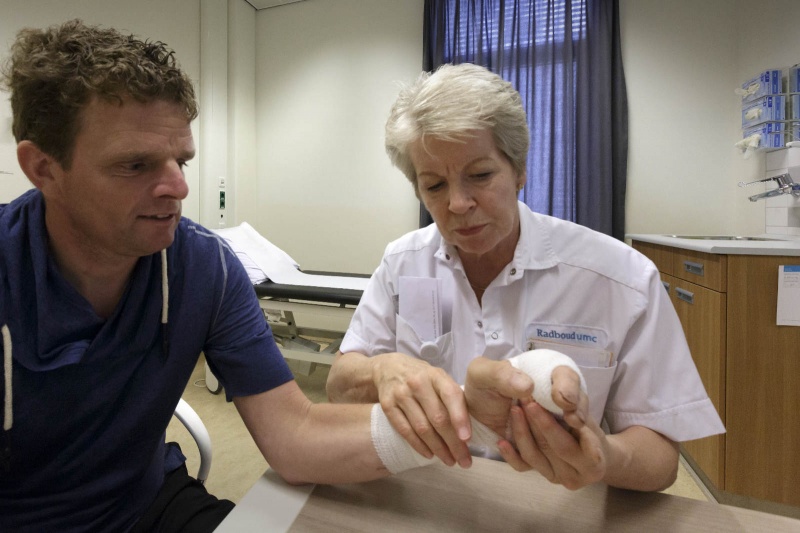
(370, 403), (437, 474)
(370, 404), (505, 473)
(509, 349), (587, 416)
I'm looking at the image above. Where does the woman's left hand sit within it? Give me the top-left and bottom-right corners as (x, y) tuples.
(498, 400), (681, 492)
(497, 388), (610, 490)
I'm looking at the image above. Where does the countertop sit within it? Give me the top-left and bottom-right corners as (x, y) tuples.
(218, 458), (800, 532)
(626, 233), (800, 256)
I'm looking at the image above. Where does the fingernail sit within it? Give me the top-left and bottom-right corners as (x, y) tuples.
(562, 390), (578, 406)
(459, 427), (471, 441)
(511, 372), (530, 391)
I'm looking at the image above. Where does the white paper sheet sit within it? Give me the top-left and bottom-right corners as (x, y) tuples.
(398, 276), (443, 341)
(213, 222), (370, 291)
(271, 268), (370, 291)
(777, 265), (800, 326)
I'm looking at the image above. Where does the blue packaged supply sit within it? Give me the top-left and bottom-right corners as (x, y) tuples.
(743, 121), (786, 149)
(741, 94), (785, 128)
(739, 69), (782, 102)
(789, 65), (800, 93)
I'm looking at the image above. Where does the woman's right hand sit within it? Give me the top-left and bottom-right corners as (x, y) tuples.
(372, 352), (473, 468)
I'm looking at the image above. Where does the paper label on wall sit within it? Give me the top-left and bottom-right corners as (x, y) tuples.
(776, 265), (800, 326)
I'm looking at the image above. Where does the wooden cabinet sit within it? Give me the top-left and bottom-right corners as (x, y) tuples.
(661, 272), (727, 489)
(632, 240), (800, 508)
(726, 256), (800, 506)
(652, 247), (727, 490)
(634, 241), (674, 276)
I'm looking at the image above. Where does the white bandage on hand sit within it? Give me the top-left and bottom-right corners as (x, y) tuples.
(370, 349), (587, 473)
(466, 416), (506, 460)
(509, 349), (587, 416)
(467, 349), (588, 458)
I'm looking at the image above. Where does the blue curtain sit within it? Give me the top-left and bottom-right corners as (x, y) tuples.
(422, 0), (628, 240)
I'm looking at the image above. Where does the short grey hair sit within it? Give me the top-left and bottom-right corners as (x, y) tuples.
(384, 63), (529, 192)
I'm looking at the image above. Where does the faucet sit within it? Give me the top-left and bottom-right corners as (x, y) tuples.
(738, 173), (800, 202)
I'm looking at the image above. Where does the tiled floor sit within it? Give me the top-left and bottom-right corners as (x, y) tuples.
(167, 356), (710, 504)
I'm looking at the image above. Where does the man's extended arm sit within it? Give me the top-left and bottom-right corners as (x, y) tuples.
(235, 380), (389, 485)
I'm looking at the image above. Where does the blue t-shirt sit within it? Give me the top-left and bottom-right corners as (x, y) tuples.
(0, 189), (293, 532)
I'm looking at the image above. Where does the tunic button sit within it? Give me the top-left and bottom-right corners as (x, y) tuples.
(477, 321), (483, 328)
(420, 342), (440, 360)
(510, 268), (517, 275)
(491, 332), (498, 340)
(445, 254), (451, 260)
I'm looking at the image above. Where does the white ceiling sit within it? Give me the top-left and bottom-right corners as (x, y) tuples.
(245, 0), (306, 9)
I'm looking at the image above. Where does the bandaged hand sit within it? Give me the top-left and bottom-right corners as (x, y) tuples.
(464, 350), (588, 458)
(371, 350), (587, 474)
(508, 349), (587, 418)
(498, 353), (620, 491)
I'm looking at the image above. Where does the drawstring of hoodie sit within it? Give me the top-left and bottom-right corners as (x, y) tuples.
(161, 248), (170, 361)
(2, 324), (11, 471)
(2, 325), (10, 431)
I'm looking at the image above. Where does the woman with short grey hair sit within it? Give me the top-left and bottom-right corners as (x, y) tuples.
(328, 63), (724, 492)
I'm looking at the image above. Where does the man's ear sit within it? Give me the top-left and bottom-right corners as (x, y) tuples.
(16, 140), (60, 190)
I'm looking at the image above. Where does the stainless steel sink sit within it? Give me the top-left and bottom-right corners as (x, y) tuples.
(663, 235), (785, 241)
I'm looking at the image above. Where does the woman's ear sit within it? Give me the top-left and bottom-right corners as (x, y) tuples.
(516, 171), (526, 192)
(16, 140), (59, 190)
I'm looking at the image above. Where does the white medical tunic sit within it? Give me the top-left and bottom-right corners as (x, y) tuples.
(341, 202), (725, 442)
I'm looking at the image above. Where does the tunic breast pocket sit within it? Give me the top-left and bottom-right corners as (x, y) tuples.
(578, 363), (617, 425)
(526, 337), (616, 425)
(396, 314), (454, 372)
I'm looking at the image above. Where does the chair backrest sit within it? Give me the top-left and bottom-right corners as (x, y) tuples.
(173, 398), (212, 484)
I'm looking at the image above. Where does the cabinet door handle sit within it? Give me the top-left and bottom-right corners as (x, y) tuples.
(662, 281), (670, 294)
(676, 287), (694, 304)
(683, 260), (704, 276)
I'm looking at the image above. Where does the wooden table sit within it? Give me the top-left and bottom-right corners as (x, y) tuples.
(216, 457), (800, 532)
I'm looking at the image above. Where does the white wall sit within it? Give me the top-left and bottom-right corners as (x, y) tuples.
(621, 0), (739, 237)
(0, 0), (421, 274)
(621, 0), (800, 237)
(228, 0), (258, 229)
(252, 0), (423, 273)
(8, 1), (797, 271)
(199, 0), (230, 228)
(0, 0), (202, 219)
